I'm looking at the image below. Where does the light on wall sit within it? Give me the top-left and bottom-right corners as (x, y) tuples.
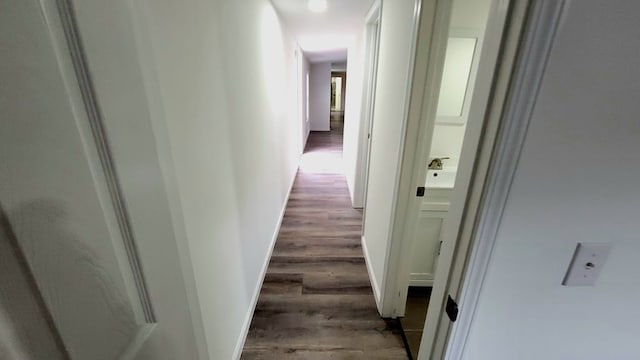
(308, 0), (327, 13)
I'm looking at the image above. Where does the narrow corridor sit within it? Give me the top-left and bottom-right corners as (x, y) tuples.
(241, 125), (408, 359)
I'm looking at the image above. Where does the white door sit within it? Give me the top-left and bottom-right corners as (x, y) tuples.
(359, 7), (381, 215)
(1, 0), (203, 359)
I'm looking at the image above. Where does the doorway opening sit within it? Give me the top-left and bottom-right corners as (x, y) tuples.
(330, 70), (347, 132)
(382, 0), (526, 358)
(399, 5), (488, 355)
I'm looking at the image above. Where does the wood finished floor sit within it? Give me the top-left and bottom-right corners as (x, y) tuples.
(399, 287), (432, 359)
(241, 124), (407, 359)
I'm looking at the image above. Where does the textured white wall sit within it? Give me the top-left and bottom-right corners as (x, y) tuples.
(362, 0), (418, 304)
(133, 0), (300, 358)
(309, 62), (331, 131)
(462, 1), (640, 359)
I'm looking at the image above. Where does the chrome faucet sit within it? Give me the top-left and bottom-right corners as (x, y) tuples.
(428, 157), (449, 170)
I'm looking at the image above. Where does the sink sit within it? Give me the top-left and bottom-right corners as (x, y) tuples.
(426, 168), (456, 188)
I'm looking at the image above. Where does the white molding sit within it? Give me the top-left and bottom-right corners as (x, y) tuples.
(44, 0), (155, 323)
(122, 0), (210, 356)
(362, 235), (383, 312)
(232, 170), (297, 360)
(444, 1), (570, 359)
(416, 0), (519, 357)
(409, 274), (435, 287)
(420, 202), (450, 212)
(365, 0), (382, 21)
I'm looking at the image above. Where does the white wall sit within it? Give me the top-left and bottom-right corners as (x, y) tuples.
(429, 125), (466, 166)
(343, 30), (366, 205)
(332, 62), (347, 71)
(132, 0), (300, 358)
(309, 61), (331, 131)
(450, 0), (491, 28)
(429, 0), (491, 168)
(462, 1), (640, 359)
(300, 52), (311, 147)
(362, 0), (419, 306)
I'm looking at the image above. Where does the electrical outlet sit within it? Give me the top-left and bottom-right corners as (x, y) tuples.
(562, 242), (612, 286)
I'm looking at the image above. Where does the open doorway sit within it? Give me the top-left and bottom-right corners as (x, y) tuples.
(399, 5), (488, 355)
(384, 0), (525, 358)
(330, 70), (346, 132)
(244, 0), (411, 355)
(399, 5), (488, 357)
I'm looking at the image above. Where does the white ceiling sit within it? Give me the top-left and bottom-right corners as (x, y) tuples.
(271, 0), (374, 62)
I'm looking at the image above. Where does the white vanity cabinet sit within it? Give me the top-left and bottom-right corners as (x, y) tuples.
(409, 188), (452, 286)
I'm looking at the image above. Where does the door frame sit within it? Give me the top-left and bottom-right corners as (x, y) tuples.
(441, 1), (569, 359)
(296, 47), (304, 154)
(354, 0), (382, 210)
(377, 0), (532, 358)
(379, 0), (452, 317)
(384, 0), (519, 316)
(330, 71), (347, 114)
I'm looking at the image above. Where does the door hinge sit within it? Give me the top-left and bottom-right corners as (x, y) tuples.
(446, 295), (459, 322)
(416, 186), (425, 197)
(437, 240), (443, 255)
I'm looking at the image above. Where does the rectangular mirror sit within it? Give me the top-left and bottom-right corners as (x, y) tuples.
(436, 31), (480, 124)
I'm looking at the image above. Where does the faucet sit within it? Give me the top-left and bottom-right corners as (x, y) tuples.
(428, 157), (449, 170)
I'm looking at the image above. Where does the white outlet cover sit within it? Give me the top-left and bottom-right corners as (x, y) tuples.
(562, 242), (612, 286)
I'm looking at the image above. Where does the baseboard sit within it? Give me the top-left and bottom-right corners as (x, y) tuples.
(409, 273), (434, 287)
(304, 128), (310, 149)
(361, 235), (382, 313)
(232, 171), (296, 359)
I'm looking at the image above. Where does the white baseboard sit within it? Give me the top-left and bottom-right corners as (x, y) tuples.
(232, 171), (296, 359)
(361, 235), (382, 313)
(409, 273), (434, 287)
(303, 128), (310, 149)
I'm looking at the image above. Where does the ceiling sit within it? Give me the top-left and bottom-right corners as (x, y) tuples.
(271, 0), (374, 62)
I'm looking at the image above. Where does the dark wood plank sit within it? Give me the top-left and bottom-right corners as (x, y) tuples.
(241, 130), (407, 359)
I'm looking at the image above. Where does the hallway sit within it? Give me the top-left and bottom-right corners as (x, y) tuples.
(241, 127), (407, 359)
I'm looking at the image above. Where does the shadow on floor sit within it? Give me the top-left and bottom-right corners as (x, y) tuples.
(399, 286), (432, 359)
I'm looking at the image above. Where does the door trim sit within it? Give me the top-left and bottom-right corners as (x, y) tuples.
(354, 0), (382, 209)
(420, 0), (529, 357)
(44, 0), (155, 323)
(442, 1), (569, 358)
(380, 0), (450, 317)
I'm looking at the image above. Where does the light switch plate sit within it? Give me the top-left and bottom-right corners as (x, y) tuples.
(562, 242), (612, 286)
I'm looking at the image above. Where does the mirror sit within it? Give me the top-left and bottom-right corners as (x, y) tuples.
(436, 32), (480, 124)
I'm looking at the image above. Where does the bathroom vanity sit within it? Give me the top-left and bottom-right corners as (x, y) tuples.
(409, 168), (456, 286)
